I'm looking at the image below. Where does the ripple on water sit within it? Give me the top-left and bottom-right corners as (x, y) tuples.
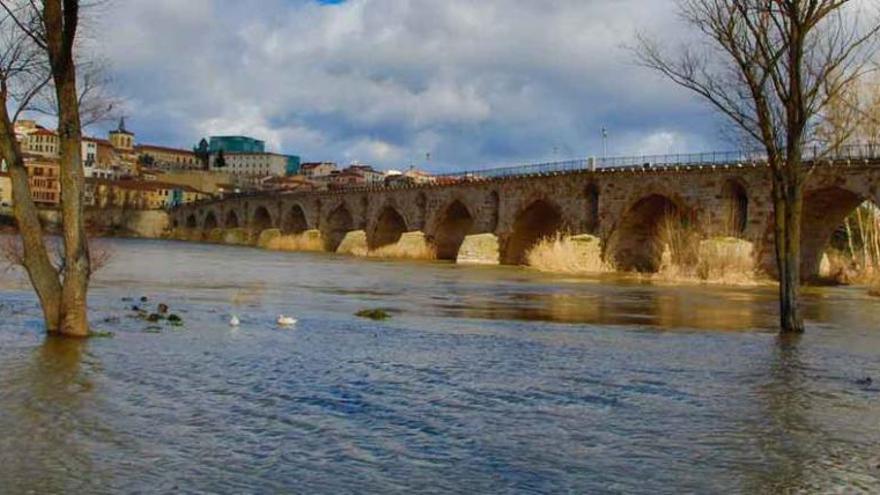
(0, 238), (879, 493)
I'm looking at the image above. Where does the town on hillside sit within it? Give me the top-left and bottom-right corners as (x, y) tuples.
(0, 118), (436, 213)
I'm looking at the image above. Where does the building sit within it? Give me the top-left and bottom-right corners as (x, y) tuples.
(87, 179), (208, 210)
(24, 156), (61, 207)
(24, 128), (60, 158)
(136, 144), (202, 171)
(327, 165), (386, 187)
(141, 169), (234, 196)
(209, 152), (290, 178)
(107, 118), (139, 176)
(346, 164), (384, 184)
(261, 175), (318, 192)
(209, 136), (265, 154)
(300, 162), (337, 178)
(404, 167), (434, 184)
(203, 135), (301, 180)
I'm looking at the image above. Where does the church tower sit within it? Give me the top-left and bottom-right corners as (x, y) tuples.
(109, 117), (134, 150)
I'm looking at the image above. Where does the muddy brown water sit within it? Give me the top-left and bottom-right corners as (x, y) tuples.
(1, 238), (878, 493)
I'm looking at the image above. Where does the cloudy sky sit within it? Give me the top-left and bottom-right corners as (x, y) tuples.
(89, 0), (725, 171)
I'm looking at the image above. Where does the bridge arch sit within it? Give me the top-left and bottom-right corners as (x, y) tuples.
(282, 204), (309, 234)
(801, 186), (878, 280)
(434, 200), (475, 260)
(185, 213), (197, 229)
(203, 211), (219, 230)
(608, 194), (683, 273)
(370, 205), (408, 250)
(225, 210), (240, 229)
(252, 206), (273, 232)
(323, 205), (354, 252)
(504, 199), (564, 265)
(722, 179), (749, 235)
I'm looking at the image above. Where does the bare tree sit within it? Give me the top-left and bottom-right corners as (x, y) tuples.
(0, 0), (92, 337)
(22, 49), (121, 130)
(819, 72), (880, 147)
(636, 0), (880, 333)
(1, 234), (114, 274)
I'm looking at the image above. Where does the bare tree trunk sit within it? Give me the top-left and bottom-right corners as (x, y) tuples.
(772, 176), (805, 333)
(45, 0), (90, 337)
(845, 216), (856, 261)
(856, 206), (868, 269)
(0, 89), (63, 332)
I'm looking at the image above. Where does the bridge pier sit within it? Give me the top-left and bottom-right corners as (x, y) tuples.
(337, 230), (368, 256)
(457, 234), (500, 265)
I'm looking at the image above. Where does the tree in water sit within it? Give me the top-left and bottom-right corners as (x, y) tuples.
(636, 1), (880, 333)
(0, 0), (97, 337)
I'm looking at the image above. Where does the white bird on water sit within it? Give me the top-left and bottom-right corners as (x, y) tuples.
(277, 315), (297, 326)
(229, 315), (240, 327)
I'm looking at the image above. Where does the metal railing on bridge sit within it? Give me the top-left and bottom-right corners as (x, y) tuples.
(434, 143), (880, 182)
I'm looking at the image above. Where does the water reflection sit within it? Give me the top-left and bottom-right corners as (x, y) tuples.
(435, 285), (774, 331)
(0, 337), (106, 493)
(746, 336), (813, 492)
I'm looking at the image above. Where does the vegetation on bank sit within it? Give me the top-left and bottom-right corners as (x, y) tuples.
(524, 220), (759, 286)
(822, 202), (880, 289)
(525, 233), (611, 275)
(654, 214), (758, 286)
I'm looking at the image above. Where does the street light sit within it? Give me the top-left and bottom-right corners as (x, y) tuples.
(601, 127), (608, 159)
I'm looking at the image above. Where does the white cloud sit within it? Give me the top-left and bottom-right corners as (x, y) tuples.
(93, 0), (722, 170)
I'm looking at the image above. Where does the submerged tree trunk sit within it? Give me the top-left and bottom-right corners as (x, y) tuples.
(46, 0), (90, 337)
(771, 157), (805, 334)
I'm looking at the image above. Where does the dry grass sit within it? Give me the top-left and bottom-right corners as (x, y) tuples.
(695, 237), (757, 285)
(655, 214), (758, 285)
(525, 233), (612, 274)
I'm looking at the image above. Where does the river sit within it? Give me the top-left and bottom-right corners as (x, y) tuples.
(0, 238), (878, 493)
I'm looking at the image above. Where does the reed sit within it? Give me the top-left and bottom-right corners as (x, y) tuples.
(525, 233), (611, 274)
(656, 213), (757, 284)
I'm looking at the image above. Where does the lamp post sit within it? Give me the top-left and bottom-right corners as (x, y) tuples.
(602, 127), (608, 159)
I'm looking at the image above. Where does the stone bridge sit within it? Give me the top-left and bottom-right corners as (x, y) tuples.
(170, 151), (880, 279)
